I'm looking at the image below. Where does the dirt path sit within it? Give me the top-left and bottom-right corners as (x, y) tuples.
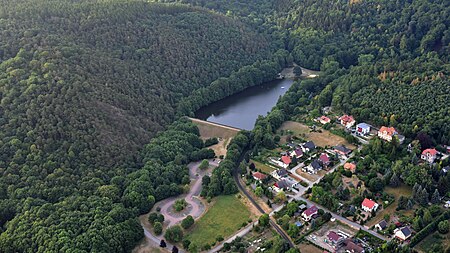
(133, 160), (218, 253)
(189, 117), (241, 132)
(281, 63), (320, 79)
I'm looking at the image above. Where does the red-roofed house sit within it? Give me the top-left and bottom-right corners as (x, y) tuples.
(253, 172), (267, 182)
(339, 115), (355, 128)
(344, 162), (356, 173)
(319, 153), (330, 167)
(302, 205), (318, 221)
(327, 231), (343, 246)
(361, 198), (379, 212)
(319, 115), (331, 125)
(421, 148), (437, 164)
(281, 155), (291, 166)
(378, 126), (400, 142)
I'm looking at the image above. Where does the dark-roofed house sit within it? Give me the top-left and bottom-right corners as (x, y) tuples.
(302, 205), (318, 221)
(375, 220), (388, 231)
(271, 168), (288, 180)
(395, 226), (412, 241)
(334, 145), (352, 156)
(290, 148), (303, 159)
(342, 239), (365, 253)
(273, 179), (290, 192)
(304, 159), (322, 174)
(302, 141), (316, 153)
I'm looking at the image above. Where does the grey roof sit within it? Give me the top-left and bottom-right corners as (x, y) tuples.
(311, 160), (322, 170)
(277, 179), (290, 189)
(357, 123), (371, 129)
(334, 145), (352, 154)
(400, 227), (411, 237)
(277, 169), (288, 177)
(299, 204), (307, 210)
(378, 220), (388, 229)
(304, 141), (316, 150)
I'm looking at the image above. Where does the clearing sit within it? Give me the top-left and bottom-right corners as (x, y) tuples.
(185, 195), (251, 247)
(279, 121), (356, 149)
(190, 117), (239, 157)
(251, 159), (277, 174)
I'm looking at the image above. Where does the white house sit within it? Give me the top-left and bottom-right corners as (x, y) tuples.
(302, 205), (318, 221)
(339, 115), (356, 128)
(421, 148), (437, 164)
(378, 126), (405, 144)
(356, 123), (371, 136)
(361, 198), (379, 212)
(394, 227), (412, 241)
(271, 169), (288, 180)
(375, 220), (388, 231)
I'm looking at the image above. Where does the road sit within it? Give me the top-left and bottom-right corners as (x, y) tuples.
(208, 221), (257, 253)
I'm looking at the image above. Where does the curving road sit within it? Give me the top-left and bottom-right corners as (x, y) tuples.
(133, 160), (218, 253)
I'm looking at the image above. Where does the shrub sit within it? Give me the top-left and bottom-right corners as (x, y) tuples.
(181, 215), (194, 229)
(165, 225), (183, 243)
(153, 222), (163, 235)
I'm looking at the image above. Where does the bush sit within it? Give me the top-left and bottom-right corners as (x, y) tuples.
(174, 199), (187, 212)
(165, 225), (184, 243)
(148, 212), (158, 225)
(438, 220), (449, 234)
(153, 222), (163, 235)
(181, 215), (194, 229)
(204, 137), (219, 147)
(216, 235), (224, 242)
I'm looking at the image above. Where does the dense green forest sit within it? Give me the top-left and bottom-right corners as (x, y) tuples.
(0, 0), (283, 252)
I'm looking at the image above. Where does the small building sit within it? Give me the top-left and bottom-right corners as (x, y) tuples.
(295, 221), (303, 227)
(302, 141), (316, 153)
(271, 169), (288, 180)
(273, 179), (290, 192)
(444, 200), (450, 208)
(339, 115), (356, 128)
(361, 198), (379, 212)
(319, 115), (331, 125)
(252, 172), (267, 182)
(319, 153), (330, 167)
(302, 205), (318, 222)
(342, 239), (365, 253)
(334, 145), (352, 156)
(394, 227), (412, 241)
(421, 148), (437, 164)
(327, 231), (343, 246)
(290, 148), (303, 159)
(281, 155), (291, 166)
(375, 220), (388, 230)
(304, 159), (322, 174)
(356, 123), (371, 136)
(378, 126), (405, 144)
(344, 162), (357, 173)
(299, 204), (307, 210)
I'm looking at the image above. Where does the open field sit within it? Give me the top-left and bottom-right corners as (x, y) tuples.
(251, 159), (277, 174)
(367, 184), (413, 227)
(298, 243), (326, 253)
(279, 121), (356, 149)
(416, 231), (450, 253)
(190, 117), (239, 157)
(185, 195), (251, 247)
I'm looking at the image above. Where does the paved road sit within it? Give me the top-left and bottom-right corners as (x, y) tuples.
(208, 221), (257, 253)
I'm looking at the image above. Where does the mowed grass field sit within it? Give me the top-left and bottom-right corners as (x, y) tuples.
(279, 121), (356, 149)
(251, 159), (276, 174)
(186, 195), (251, 246)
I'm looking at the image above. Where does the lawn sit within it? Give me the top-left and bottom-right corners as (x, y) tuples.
(186, 195), (251, 247)
(251, 159), (277, 174)
(416, 231), (450, 253)
(279, 121), (356, 149)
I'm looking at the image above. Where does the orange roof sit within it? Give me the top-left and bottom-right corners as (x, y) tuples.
(253, 172), (267, 180)
(320, 116), (330, 122)
(362, 198), (377, 209)
(344, 163), (356, 171)
(340, 115), (354, 123)
(281, 155), (291, 165)
(379, 126), (397, 136)
(422, 148), (437, 156)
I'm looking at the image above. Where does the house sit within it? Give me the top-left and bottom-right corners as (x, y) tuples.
(344, 162), (357, 173)
(421, 148), (437, 164)
(339, 115), (356, 128)
(378, 126), (405, 143)
(273, 179), (290, 192)
(318, 153), (330, 167)
(356, 123), (371, 136)
(302, 205), (318, 221)
(327, 231), (343, 245)
(304, 159), (322, 174)
(394, 227), (412, 241)
(299, 204), (307, 210)
(342, 239), (365, 253)
(302, 141), (316, 153)
(252, 172), (267, 182)
(334, 145), (352, 156)
(361, 198), (379, 212)
(444, 200), (450, 208)
(375, 220), (388, 230)
(281, 155), (291, 166)
(290, 148), (303, 159)
(271, 169), (288, 180)
(319, 115), (331, 124)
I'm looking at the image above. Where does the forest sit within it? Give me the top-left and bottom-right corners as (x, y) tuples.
(0, 0), (281, 252)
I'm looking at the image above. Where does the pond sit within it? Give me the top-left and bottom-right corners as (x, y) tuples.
(195, 78), (295, 130)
